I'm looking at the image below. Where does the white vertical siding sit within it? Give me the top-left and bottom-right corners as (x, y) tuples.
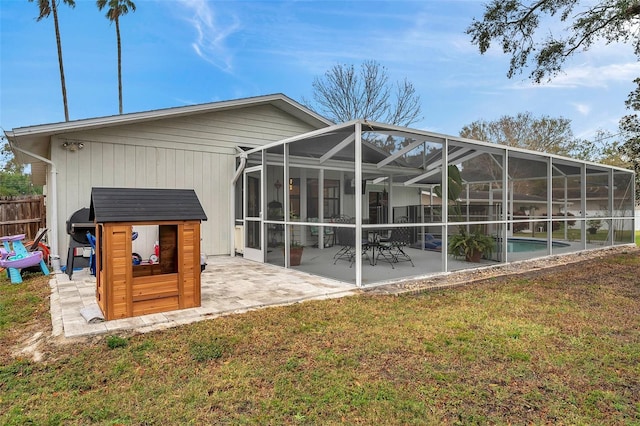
(51, 104), (320, 261)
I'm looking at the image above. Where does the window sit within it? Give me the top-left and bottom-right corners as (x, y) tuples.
(307, 179), (340, 219)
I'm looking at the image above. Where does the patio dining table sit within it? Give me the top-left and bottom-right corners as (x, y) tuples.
(365, 228), (392, 266)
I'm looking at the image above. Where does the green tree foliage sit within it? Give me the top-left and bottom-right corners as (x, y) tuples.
(0, 171), (42, 196)
(97, 0), (137, 115)
(572, 130), (631, 167)
(0, 139), (18, 173)
(29, 0), (76, 122)
(460, 113), (587, 197)
(460, 112), (580, 156)
(434, 165), (464, 219)
(467, 1), (640, 199)
(467, 0), (640, 83)
(619, 78), (640, 198)
(309, 60), (422, 127)
(1, 140), (43, 196)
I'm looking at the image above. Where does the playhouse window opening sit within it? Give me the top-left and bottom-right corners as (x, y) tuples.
(131, 224), (178, 277)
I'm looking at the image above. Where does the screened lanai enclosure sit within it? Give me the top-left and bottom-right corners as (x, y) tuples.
(234, 120), (636, 287)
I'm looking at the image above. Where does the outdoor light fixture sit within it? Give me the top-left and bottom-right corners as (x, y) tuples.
(274, 180), (282, 202)
(61, 141), (84, 152)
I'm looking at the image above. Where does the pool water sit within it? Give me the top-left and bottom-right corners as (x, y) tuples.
(507, 238), (570, 253)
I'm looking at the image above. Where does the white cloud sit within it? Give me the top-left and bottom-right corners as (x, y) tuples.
(550, 62), (640, 88)
(241, 6), (469, 78)
(571, 102), (591, 115)
(508, 61), (640, 89)
(178, 0), (240, 72)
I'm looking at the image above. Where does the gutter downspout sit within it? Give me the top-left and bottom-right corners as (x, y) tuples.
(7, 141), (61, 272)
(232, 149), (248, 184)
(230, 149), (247, 256)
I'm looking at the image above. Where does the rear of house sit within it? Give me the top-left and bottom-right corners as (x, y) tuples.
(5, 94), (636, 288)
(5, 94), (331, 264)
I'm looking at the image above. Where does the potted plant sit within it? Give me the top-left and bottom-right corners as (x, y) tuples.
(288, 240), (304, 266)
(435, 166), (495, 262)
(434, 165), (464, 220)
(448, 228), (495, 262)
(283, 211), (303, 266)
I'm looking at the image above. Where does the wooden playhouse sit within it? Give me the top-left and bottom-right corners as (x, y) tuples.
(90, 187), (208, 320)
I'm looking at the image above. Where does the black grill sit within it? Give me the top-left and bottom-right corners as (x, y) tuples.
(65, 207), (94, 278)
(66, 208), (93, 244)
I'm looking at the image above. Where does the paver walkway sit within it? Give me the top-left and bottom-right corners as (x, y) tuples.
(51, 245), (634, 339)
(51, 256), (356, 338)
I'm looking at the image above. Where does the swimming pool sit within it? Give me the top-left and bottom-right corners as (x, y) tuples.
(507, 238), (570, 253)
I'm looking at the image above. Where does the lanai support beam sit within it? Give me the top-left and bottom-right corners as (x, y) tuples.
(355, 122), (363, 287)
(502, 149), (509, 263)
(319, 134), (355, 164)
(376, 137), (426, 168)
(442, 139), (449, 273)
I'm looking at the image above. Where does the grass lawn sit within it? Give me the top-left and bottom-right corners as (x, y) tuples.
(2, 251), (640, 425)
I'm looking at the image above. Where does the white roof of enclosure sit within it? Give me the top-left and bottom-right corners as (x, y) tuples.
(247, 119), (633, 182)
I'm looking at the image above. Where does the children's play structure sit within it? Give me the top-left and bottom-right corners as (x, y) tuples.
(90, 187), (207, 320)
(1, 234), (50, 284)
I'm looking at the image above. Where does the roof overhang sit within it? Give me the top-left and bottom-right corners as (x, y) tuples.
(4, 93), (332, 185)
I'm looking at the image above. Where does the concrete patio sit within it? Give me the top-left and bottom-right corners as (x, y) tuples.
(51, 256), (357, 339)
(49, 243), (627, 340)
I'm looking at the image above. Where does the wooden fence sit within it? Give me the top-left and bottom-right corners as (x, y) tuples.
(0, 195), (46, 240)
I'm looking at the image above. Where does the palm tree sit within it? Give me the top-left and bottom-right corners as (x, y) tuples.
(30, 0), (76, 122)
(96, 0), (136, 115)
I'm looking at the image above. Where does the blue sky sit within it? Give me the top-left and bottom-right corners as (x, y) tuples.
(1, 0), (638, 142)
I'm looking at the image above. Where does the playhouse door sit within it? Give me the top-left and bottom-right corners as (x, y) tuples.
(243, 166), (264, 262)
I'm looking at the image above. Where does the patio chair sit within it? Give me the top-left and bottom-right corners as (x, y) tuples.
(333, 227), (369, 268)
(331, 215), (353, 246)
(26, 228), (48, 252)
(309, 217), (334, 247)
(376, 226), (415, 269)
(86, 231), (96, 276)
